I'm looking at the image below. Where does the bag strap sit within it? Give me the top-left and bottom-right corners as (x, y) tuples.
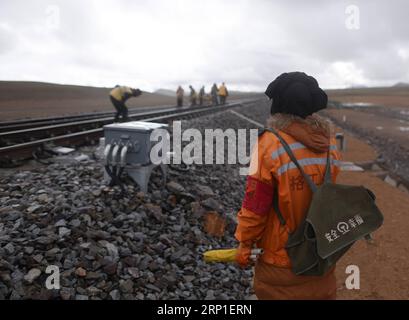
(324, 151), (332, 183)
(266, 127), (318, 193)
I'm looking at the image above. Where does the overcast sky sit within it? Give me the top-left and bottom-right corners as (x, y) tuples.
(1, 0), (409, 92)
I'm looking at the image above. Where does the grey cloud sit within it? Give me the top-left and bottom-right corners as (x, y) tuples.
(1, 0), (409, 90)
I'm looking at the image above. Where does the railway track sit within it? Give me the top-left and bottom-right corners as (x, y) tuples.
(0, 99), (258, 166)
(0, 104), (175, 133)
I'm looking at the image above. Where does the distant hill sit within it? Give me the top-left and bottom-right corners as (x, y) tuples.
(154, 89), (176, 97)
(0, 81), (176, 121)
(393, 82), (409, 88)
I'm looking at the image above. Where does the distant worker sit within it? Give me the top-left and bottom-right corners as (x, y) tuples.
(110, 85), (142, 122)
(235, 72), (341, 300)
(189, 85), (197, 107)
(218, 82), (229, 105)
(211, 83), (219, 106)
(199, 86), (205, 106)
(176, 86), (184, 107)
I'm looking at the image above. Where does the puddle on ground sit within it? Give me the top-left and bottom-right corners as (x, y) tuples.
(340, 102), (377, 108)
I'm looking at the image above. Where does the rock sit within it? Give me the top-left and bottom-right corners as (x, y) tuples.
(86, 272), (102, 280)
(183, 275), (195, 283)
(0, 206), (13, 214)
(201, 198), (223, 211)
(60, 287), (73, 300)
(146, 293), (157, 300)
(205, 290), (215, 300)
(191, 202), (206, 218)
(25, 247), (34, 255)
(384, 175), (398, 187)
(33, 254), (43, 263)
(80, 242), (92, 249)
(63, 259), (74, 269)
(127, 267), (140, 278)
(123, 256), (140, 267)
(87, 286), (102, 296)
(196, 185), (215, 198)
(119, 279), (134, 294)
(145, 204), (164, 222)
(166, 181), (185, 194)
(24, 268), (41, 284)
(27, 204), (43, 213)
(162, 275), (178, 287)
(135, 292), (144, 300)
(74, 154), (90, 162)
(59, 227), (71, 238)
(371, 163), (382, 171)
(37, 194), (50, 203)
(4, 243), (15, 254)
(75, 267), (87, 277)
(70, 219), (81, 228)
(55, 219), (67, 227)
(103, 263), (117, 275)
(45, 248), (60, 258)
(105, 243), (119, 258)
(75, 294), (89, 300)
(146, 284), (161, 293)
(109, 289), (120, 300)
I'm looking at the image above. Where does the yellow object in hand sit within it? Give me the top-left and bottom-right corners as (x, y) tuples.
(203, 249), (238, 263)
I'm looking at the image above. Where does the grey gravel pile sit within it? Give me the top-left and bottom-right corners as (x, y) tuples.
(0, 100), (271, 300)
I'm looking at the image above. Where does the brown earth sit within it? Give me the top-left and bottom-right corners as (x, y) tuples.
(333, 131), (409, 300)
(326, 108), (409, 148)
(0, 81), (258, 121)
(327, 86), (409, 109)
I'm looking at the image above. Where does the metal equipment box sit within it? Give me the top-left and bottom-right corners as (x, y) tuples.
(103, 121), (168, 165)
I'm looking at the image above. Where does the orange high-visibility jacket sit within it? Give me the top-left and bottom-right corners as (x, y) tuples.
(235, 128), (341, 268)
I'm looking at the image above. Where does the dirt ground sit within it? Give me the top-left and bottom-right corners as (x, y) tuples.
(0, 81), (257, 121)
(327, 86), (409, 109)
(333, 131), (409, 299)
(326, 108), (409, 148)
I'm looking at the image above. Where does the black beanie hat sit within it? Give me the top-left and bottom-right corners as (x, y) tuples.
(265, 72), (328, 118)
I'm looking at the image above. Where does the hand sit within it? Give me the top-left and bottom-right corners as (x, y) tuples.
(235, 243), (252, 268)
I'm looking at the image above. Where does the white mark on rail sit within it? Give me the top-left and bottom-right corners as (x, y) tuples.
(229, 110), (264, 128)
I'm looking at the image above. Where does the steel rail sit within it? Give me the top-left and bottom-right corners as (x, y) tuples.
(0, 99), (258, 165)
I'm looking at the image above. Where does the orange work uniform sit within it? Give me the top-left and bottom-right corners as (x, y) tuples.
(235, 118), (342, 299)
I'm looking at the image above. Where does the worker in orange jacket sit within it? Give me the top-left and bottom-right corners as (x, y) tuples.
(235, 72), (342, 300)
(218, 82), (228, 105)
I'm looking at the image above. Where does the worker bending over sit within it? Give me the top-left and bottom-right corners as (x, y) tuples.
(110, 85), (142, 122)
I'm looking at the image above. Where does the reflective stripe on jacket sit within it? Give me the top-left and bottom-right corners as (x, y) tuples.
(235, 130), (341, 268)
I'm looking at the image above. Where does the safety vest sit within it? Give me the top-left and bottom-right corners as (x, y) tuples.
(218, 85), (227, 96)
(110, 86), (133, 101)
